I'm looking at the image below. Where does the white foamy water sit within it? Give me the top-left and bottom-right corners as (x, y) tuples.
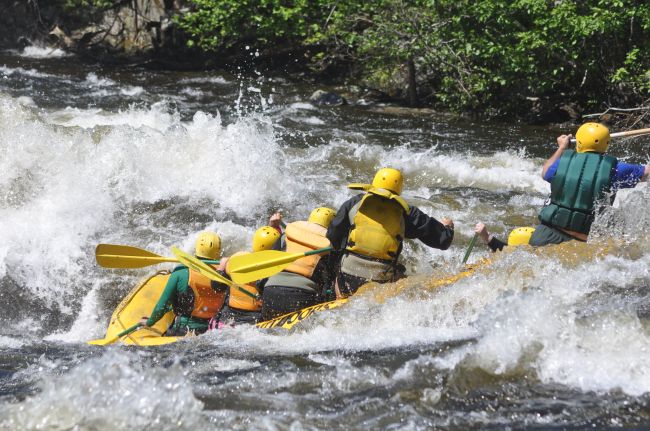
(18, 46), (71, 58)
(0, 336), (24, 348)
(178, 76), (229, 85)
(0, 65), (60, 80)
(2, 79), (650, 411)
(0, 351), (206, 430)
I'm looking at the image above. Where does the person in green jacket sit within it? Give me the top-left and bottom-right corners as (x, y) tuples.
(139, 231), (228, 336)
(531, 123), (649, 246)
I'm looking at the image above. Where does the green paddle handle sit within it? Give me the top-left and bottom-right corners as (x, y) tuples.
(462, 234), (478, 264)
(235, 285), (261, 300)
(117, 323), (141, 338)
(303, 246), (333, 257)
(89, 323), (141, 346)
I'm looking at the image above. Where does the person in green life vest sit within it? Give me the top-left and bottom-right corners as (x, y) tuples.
(531, 123), (650, 246)
(474, 222), (535, 252)
(327, 168), (455, 298)
(260, 206), (338, 321)
(218, 225), (281, 326)
(139, 231), (227, 336)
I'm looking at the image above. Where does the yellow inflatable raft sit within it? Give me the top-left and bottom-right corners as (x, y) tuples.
(98, 270), (181, 346)
(90, 258), (491, 346)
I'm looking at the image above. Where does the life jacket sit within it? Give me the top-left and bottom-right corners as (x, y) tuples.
(226, 251), (262, 312)
(346, 187), (409, 261)
(175, 266), (226, 320)
(538, 150), (617, 235)
(284, 221), (331, 278)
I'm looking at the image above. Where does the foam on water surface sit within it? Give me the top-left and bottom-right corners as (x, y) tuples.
(0, 350), (207, 430)
(0, 58), (649, 420)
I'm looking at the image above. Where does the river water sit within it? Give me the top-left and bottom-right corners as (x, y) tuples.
(1, 47), (650, 430)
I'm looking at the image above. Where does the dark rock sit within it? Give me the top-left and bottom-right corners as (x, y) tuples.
(309, 90), (346, 106)
(48, 25), (75, 49)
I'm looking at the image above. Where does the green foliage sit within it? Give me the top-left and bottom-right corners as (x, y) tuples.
(176, 0), (333, 50)
(175, 0), (650, 114)
(62, 0), (114, 10)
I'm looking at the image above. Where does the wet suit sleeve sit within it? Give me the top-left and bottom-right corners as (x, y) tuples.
(255, 277), (267, 295)
(212, 269), (230, 293)
(146, 269), (185, 326)
(326, 195), (362, 250)
(311, 255), (336, 297)
(487, 236), (507, 252)
(404, 206), (454, 250)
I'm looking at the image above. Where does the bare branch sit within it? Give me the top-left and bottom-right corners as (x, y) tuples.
(583, 106), (650, 118)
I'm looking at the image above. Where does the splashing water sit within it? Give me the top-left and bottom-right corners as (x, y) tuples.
(2, 51), (650, 429)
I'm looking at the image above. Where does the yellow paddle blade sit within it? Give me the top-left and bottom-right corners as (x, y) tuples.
(171, 246), (232, 286)
(171, 247), (261, 300)
(256, 298), (349, 330)
(96, 244), (178, 269)
(227, 249), (308, 284)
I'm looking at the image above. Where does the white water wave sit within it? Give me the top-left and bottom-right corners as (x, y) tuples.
(178, 76), (229, 85)
(0, 350), (206, 430)
(0, 65), (60, 80)
(18, 46), (71, 58)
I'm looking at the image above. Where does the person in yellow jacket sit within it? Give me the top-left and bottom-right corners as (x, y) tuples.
(218, 225), (281, 326)
(260, 207), (337, 321)
(327, 168), (455, 297)
(139, 231), (227, 335)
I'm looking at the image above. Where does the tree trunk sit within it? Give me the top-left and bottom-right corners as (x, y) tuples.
(407, 57), (418, 107)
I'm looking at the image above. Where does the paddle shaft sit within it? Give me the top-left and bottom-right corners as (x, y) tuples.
(89, 323), (141, 346)
(462, 234), (478, 264)
(171, 247), (260, 300)
(569, 127), (650, 144)
(97, 254), (219, 264)
(232, 246), (333, 273)
(96, 244), (220, 269)
(304, 246), (333, 256)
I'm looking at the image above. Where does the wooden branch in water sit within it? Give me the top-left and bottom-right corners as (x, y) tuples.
(583, 106), (650, 118)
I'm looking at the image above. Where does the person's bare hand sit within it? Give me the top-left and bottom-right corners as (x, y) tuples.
(441, 217), (454, 230)
(474, 222), (490, 244)
(557, 134), (572, 149)
(217, 257), (230, 272)
(269, 212), (283, 229)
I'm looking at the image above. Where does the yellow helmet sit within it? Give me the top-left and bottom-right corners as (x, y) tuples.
(507, 227), (535, 246)
(195, 231), (221, 259)
(308, 207), (336, 228)
(252, 226), (280, 252)
(575, 122), (610, 153)
(372, 168), (403, 195)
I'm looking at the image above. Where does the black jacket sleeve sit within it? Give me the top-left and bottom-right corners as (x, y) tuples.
(487, 236), (507, 252)
(326, 195), (363, 250)
(404, 205), (454, 250)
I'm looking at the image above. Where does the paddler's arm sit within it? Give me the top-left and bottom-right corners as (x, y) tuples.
(405, 206), (454, 250)
(213, 258), (234, 291)
(269, 211), (286, 251)
(326, 195), (362, 250)
(475, 222), (506, 252)
(542, 134), (571, 178)
(140, 268), (185, 327)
